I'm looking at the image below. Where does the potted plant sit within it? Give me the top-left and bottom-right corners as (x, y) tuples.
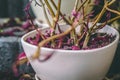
(20, 0), (120, 80)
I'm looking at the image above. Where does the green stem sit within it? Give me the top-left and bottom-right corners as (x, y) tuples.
(79, 24), (84, 35)
(77, 0), (87, 12)
(108, 0), (115, 6)
(32, 24), (76, 59)
(39, 0), (52, 27)
(107, 16), (120, 23)
(44, 0), (55, 18)
(52, 0), (61, 29)
(74, 0), (79, 10)
(82, 32), (90, 48)
(71, 0), (79, 21)
(32, 20), (84, 59)
(105, 7), (120, 15)
(50, 0), (72, 25)
(70, 29), (77, 45)
(89, 2), (107, 33)
(51, 0), (61, 47)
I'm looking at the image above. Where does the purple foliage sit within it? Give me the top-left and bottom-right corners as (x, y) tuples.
(26, 33), (41, 45)
(72, 46), (80, 50)
(26, 30), (116, 50)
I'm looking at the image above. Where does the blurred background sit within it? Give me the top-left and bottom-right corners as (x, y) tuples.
(0, 0), (35, 18)
(0, 0), (36, 79)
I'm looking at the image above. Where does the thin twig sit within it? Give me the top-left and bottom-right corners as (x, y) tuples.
(108, 0), (116, 6)
(106, 7), (120, 15)
(50, 0), (72, 25)
(107, 16), (120, 23)
(89, 1), (108, 32)
(77, 0), (87, 12)
(44, 0), (55, 18)
(74, 0), (79, 10)
(39, 0), (52, 27)
(32, 21), (84, 59)
(52, 0), (61, 29)
(32, 26), (75, 59)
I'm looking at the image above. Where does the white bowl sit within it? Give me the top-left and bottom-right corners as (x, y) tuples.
(21, 24), (119, 80)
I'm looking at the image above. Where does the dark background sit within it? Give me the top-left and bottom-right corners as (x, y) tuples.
(0, 0), (35, 18)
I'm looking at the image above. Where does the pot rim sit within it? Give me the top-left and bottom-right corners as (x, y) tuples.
(21, 24), (119, 53)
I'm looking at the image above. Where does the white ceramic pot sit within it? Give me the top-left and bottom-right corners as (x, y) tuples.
(21, 24), (119, 80)
(31, 0), (94, 23)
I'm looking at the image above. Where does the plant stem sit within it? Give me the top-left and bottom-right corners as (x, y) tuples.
(39, 0), (52, 27)
(82, 0), (117, 48)
(70, 29), (77, 45)
(83, 0), (93, 15)
(52, 0), (61, 29)
(77, 0), (87, 12)
(77, 31), (86, 45)
(89, 2), (107, 33)
(79, 24), (84, 35)
(50, 0), (72, 25)
(74, 0), (79, 10)
(51, 0), (61, 47)
(80, 0), (85, 19)
(108, 0), (116, 6)
(44, 0), (55, 18)
(82, 32), (90, 48)
(32, 26), (73, 59)
(32, 22), (83, 59)
(107, 16), (120, 23)
(94, 16), (120, 31)
(82, 4), (106, 48)
(105, 7), (120, 15)
(71, 0), (79, 21)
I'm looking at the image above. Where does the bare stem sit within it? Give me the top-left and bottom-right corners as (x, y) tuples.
(52, 0), (61, 29)
(82, 32), (90, 48)
(74, 0), (79, 10)
(89, 2), (107, 32)
(50, 0), (72, 25)
(39, 0), (52, 27)
(84, 0), (93, 15)
(32, 20), (84, 59)
(51, 0), (61, 47)
(107, 16), (120, 23)
(70, 0), (79, 45)
(44, 0), (55, 18)
(32, 24), (76, 59)
(71, 0), (79, 22)
(77, 31), (86, 45)
(92, 16), (120, 31)
(105, 7), (120, 15)
(108, 0), (116, 6)
(77, 0), (87, 12)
